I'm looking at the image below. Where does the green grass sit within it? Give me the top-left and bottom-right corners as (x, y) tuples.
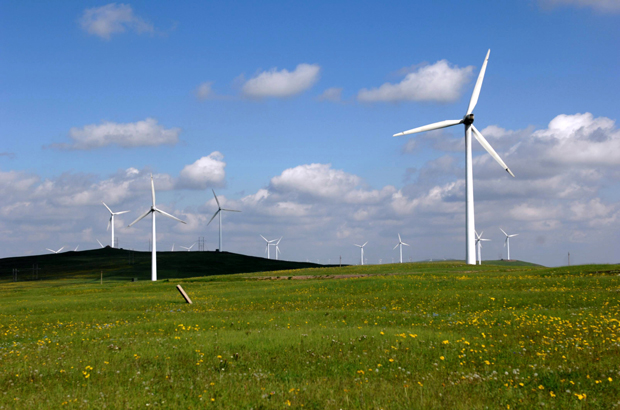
(1, 262), (619, 409)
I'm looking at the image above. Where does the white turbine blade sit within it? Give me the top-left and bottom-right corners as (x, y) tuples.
(207, 209), (220, 226)
(509, 234), (519, 237)
(402, 242), (410, 247)
(180, 246), (189, 250)
(393, 119), (462, 137)
(97, 239), (104, 248)
(128, 209), (152, 227)
(467, 49), (490, 115)
(107, 216), (111, 231)
(500, 228), (508, 237)
(276, 246), (281, 256)
(74, 245), (79, 251)
(398, 233), (402, 242)
(260, 235), (269, 243)
(154, 207), (186, 224)
(212, 189), (221, 208)
(114, 210), (130, 215)
(150, 174), (156, 206)
(481, 239), (491, 242)
(58, 246), (65, 252)
(276, 237), (282, 245)
(472, 125), (515, 177)
(393, 243), (399, 250)
(102, 202), (113, 214)
(189, 243), (195, 250)
(362, 241), (368, 247)
(354, 244), (362, 248)
(221, 208), (241, 212)
(46, 248), (55, 253)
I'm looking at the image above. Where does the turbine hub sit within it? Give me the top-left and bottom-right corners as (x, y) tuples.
(463, 113), (474, 125)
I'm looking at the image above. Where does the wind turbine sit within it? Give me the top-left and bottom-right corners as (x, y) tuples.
(354, 242), (368, 265)
(393, 50), (514, 265)
(128, 174), (186, 281)
(208, 190), (240, 252)
(261, 235), (276, 259)
(393, 234), (410, 263)
(180, 243), (195, 252)
(475, 231), (491, 265)
(500, 228), (518, 261)
(96, 239), (104, 248)
(46, 246), (65, 254)
(74, 245), (79, 252)
(171, 243), (175, 252)
(274, 237), (282, 260)
(103, 202), (129, 248)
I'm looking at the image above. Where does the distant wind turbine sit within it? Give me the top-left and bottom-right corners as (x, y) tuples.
(274, 237), (282, 260)
(475, 231), (491, 265)
(354, 242), (368, 265)
(261, 235), (276, 259)
(180, 243), (195, 252)
(208, 190), (240, 252)
(46, 246), (65, 254)
(128, 174), (186, 281)
(103, 202), (129, 248)
(171, 243), (175, 252)
(393, 234), (410, 263)
(74, 245), (79, 252)
(393, 50), (514, 265)
(500, 228), (518, 261)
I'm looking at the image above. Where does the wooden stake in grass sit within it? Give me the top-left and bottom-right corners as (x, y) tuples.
(176, 285), (193, 304)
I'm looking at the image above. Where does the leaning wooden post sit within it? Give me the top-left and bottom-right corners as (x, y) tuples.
(176, 285), (193, 304)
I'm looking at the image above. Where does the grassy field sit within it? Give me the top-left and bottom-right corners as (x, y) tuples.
(1, 262), (619, 409)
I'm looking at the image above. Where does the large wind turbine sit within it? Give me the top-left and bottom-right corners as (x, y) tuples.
(354, 242), (368, 265)
(500, 228), (518, 261)
(103, 202), (129, 248)
(274, 237), (282, 260)
(393, 50), (514, 265)
(46, 246), (65, 254)
(393, 234), (410, 263)
(128, 174), (186, 281)
(475, 231), (491, 265)
(261, 235), (276, 259)
(208, 190), (240, 252)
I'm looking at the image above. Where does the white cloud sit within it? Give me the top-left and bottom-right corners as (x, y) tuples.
(539, 0), (620, 12)
(52, 118), (180, 150)
(177, 152), (226, 189)
(318, 87), (343, 102)
(196, 82), (214, 100)
(242, 64), (321, 98)
(357, 60), (474, 103)
(270, 163), (362, 200)
(79, 3), (154, 40)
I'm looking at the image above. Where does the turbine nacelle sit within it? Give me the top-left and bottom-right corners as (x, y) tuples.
(462, 113), (474, 125)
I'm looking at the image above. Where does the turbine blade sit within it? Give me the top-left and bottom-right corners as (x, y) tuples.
(509, 234), (519, 237)
(46, 248), (55, 253)
(260, 235), (269, 242)
(221, 208), (241, 212)
(102, 202), (113, 214)
(150, 174), (156, 206)
(128, 209), (152, 227)
(107, 217), (111, 231)
(58, 246), (65, 253)
(481, 239), (491, 241)
(354, 244), (361, 247)
(114, 210), (130, 215)
(75, 245), (79, 251)
(362, 241), (368, 247)
(398, 233), (402, 242)
(472, 125), (515, 177)
(402, 242), (410, 246)
(154, 207), (186, 224)
(500, 228), (508, 236)
(189, 243), (195, 250)
(393, 244), (399, 250)
(393, 119), (462, 137)
(276, 237), (282, 245)
(97, 239), (104, 248)
(212, 189), (220, 208)
(467, 49), (490, 115)
(207, 210), (220, 226)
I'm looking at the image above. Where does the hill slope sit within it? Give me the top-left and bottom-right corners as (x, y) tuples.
(0, 247), (327, 281)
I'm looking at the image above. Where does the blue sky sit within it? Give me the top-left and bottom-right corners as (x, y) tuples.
(1, 0), (619, 266)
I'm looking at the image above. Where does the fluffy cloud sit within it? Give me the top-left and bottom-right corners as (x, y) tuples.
(242, 64), (321, 98)
(177, 152), (226, 189)
(196, 82), (214, 100)
(79, 3), (154, 40)
(51, 118), (180, 150)
(358, 60), (474, 103)
(539, 0), (620, 12)
(318, 87), (343, 102)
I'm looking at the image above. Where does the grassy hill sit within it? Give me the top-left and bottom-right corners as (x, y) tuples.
(0, 247), (329, 282)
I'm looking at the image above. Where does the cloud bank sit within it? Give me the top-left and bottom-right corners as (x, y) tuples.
(79, 3), (155, 40)
(242, 64), (321, 98)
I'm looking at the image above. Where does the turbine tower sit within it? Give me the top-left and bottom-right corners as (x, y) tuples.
(393, 50), (514, 265)
(103, 202), (129, 248)
(261, 235), (276, 259)
(475, 231), (491, 265)
(500, 228), (518, 261)
(393, 234), (410, 263)
(46, 246), (65, 254)
(354, 242), (368, 265)
(128, 174), (186, 281)
(208, 190), (240, 252)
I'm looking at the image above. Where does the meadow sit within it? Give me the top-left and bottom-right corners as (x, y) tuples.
(1, 262), (619, 409)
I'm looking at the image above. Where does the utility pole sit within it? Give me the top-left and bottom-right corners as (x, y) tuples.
(339, 255), (341, 267)
(568, 252), (570, 266)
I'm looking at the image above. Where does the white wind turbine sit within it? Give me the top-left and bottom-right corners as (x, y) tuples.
(46, 246), (65, 254)
(180, 243), (195, 252)
(393, 234), (410, 263)
(128, 174), (186, 281)
(103, 202), (129, 248)
(74, 245), (79, 252)
(500, 228), (518, 261)
(208, 190), (240, 252)
(274, 237), (282, 260)
(261, 235), (276, 259)
(393, 50), (514, 265)
(354, 242), (368, 265)
(475, 231), (491, 265)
